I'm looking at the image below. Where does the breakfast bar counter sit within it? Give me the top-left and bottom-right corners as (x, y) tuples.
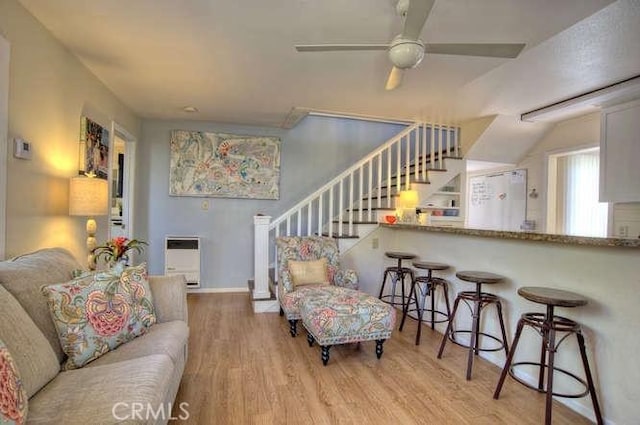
(342, 223), (640, 424)
(380, 223), (640, 248)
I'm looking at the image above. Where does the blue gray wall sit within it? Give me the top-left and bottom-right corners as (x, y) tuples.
(136, 115), (405, 289)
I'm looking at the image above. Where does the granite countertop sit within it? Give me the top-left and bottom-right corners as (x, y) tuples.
(380, 223), (640, 248)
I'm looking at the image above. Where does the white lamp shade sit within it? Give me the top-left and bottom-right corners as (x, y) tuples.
(69, 176), (109, 216)
(398, 190), (419, 209)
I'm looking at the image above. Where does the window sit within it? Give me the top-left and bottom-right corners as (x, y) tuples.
(547, 147), (608, 237)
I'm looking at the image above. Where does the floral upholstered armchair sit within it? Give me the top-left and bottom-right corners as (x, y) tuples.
(276, 236), (358, 336)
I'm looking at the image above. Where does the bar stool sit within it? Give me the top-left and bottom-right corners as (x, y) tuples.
(378, 251), (416, 311)
(437, 270), (509, 380)
(493, 287), (603, 425)
(399, 261), (452, 345)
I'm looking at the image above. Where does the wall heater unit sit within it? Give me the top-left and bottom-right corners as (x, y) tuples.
(165, 236), (201, 288)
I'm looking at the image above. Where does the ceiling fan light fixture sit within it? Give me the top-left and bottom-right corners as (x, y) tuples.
(395, 0), (410, 17)
(388, 38), (425, 69)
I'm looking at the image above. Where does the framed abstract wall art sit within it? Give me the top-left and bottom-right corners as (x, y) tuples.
(169, 130), (281, 199)
(79, 116), (110, 179)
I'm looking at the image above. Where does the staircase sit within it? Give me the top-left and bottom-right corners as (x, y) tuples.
(252, 122), (463, 312)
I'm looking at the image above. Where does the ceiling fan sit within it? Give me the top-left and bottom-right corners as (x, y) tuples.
(295, 0), (526, 90)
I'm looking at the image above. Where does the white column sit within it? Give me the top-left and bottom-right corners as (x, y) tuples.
(253, 215), (271, 300)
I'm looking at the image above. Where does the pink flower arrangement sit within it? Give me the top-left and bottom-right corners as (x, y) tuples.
(93, 237), (147, 264)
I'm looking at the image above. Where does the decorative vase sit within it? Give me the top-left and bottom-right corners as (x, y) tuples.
(109, 255), (129, 273)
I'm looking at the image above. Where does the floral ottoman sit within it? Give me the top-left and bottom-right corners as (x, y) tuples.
(300, 286), (396, 365)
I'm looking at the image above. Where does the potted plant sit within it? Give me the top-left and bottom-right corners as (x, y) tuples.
(93, 237), (147, 268)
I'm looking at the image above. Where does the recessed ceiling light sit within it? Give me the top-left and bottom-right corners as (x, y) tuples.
(182, 106), (198, 113)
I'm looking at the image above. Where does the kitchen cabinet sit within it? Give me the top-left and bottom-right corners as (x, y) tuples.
(600, 99), (640, 202)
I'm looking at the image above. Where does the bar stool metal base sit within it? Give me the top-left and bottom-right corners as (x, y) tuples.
(507, 312), (590, 398)
(444, 291), (508, 353)
(379, 266), (414, 308)
(399, 275), (451, 345)
(493, 287), (603, 425)
(437, 279), (509, 381)
(378, 253), (416, 311)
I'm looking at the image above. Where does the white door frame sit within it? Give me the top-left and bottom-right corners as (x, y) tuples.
(109, 121), (137, 240)
(0, 35), (10, 259)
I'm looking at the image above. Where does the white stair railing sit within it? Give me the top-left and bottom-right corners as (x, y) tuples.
(252, 122), (460, 304)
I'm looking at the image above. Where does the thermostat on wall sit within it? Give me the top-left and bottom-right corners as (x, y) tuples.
(13, 138), (32, 160)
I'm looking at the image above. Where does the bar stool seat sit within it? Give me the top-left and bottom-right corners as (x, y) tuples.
(399, 261), (452, 345)
(494, 286), (603, 425)
(437, 270), (509, 380)
(457, 270), (504, 284)
(378, 251), (416, 311)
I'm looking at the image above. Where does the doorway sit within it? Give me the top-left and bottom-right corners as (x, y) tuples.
(0, 34), (9, 259)
(109, 123), (136, 240)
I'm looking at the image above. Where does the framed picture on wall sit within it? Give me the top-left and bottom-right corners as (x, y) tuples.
(79, 116), (109, 179)
(169, 130), (281, 199)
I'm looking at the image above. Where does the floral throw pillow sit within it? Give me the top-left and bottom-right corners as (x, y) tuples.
(0, 339), (28, 425)
(106, 262), (156, 328)
(42, 263), (156, 369)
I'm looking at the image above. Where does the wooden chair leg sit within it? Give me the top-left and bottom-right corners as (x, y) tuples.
(321, 346), (331, 366)
(289, 319), (298, 337)
(376, 339), (385, 359)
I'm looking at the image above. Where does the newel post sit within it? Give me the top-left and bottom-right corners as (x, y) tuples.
(253, 215), (271, 300)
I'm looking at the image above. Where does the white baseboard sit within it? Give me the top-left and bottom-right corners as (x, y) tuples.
(187, 287), (249, 294)
(253, 299), (279, 313)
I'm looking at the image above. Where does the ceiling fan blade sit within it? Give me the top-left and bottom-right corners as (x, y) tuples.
(295, 44), (389, 52)
(424, 43), (526, 58)
(402, 0), (436, 40)
(385, 67), (404, 91)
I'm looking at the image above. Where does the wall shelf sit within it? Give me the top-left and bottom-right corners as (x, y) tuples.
(433, 191), (461, 196)
(420, 206), (460, 210)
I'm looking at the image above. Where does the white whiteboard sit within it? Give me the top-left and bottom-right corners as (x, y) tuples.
(468, 169), (527, 231)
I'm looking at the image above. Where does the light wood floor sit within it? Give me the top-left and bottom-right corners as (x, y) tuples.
(172, 293), (593, 424)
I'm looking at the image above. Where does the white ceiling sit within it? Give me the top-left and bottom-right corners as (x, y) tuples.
(17, 0), (640, 130)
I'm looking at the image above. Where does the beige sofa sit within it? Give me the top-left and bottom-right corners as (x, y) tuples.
(0, 248), (189, 425)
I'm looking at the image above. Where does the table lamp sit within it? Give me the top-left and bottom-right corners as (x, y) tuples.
(69, 175), (108, 270)
(398, 190), (419, 223)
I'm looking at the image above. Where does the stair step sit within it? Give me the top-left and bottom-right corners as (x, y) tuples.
(377, 180), (430, 191)
(442, 155), (463, 160)
(320, 233), (360, 239)
(332, 220), (379, 224)
(346, 207), (395, 212)
(391, 169), (445, 179)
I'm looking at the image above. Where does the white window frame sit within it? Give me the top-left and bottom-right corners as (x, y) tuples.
(545, 144), (610, 236)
